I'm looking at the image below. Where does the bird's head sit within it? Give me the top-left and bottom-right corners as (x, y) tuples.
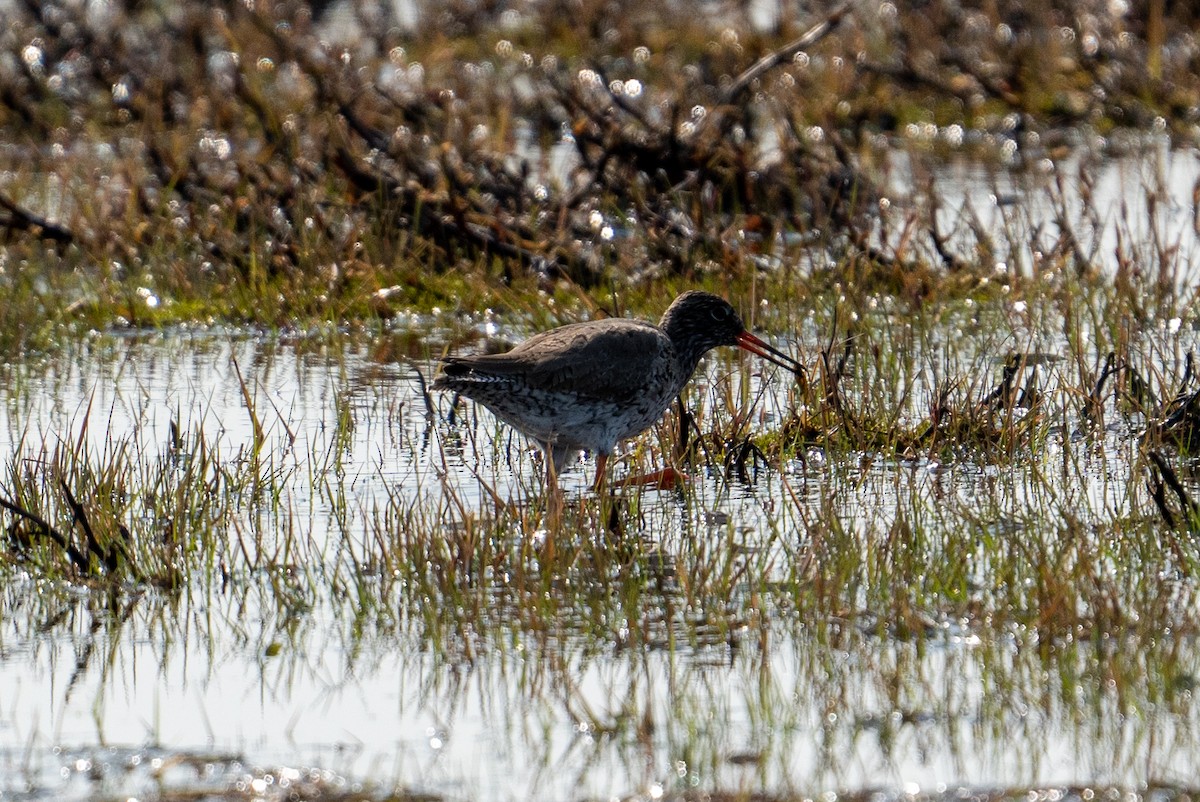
(660, 291), (805, 376)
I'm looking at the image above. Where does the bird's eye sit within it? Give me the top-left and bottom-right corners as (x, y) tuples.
(710, 307), (727, 321)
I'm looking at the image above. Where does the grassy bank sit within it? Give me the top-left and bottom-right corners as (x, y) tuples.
(0, 1), (1197, 344)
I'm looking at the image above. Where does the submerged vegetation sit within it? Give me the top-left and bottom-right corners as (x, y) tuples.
(3, 0), (1200, 800)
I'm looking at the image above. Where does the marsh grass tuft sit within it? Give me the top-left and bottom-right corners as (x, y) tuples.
(0, 400), (304, 590)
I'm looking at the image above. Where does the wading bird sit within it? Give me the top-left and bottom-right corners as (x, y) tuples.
(434, 291), (804, 490)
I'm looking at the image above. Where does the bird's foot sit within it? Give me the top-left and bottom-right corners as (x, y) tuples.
(614, 467), (691, 490)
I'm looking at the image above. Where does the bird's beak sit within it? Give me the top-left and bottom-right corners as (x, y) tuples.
(735, 331), (805, 377)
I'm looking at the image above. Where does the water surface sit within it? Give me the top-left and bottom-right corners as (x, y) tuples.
(2, 150), (1200, 800)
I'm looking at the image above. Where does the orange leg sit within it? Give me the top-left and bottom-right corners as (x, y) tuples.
(591, 453), (608, 491)
(544, 452), (564, 530)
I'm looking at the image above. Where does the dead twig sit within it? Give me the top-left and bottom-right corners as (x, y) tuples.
(0, 494), (91, 574)
(1084, 351), (1117, 425)
(718, 2), (856, 108)
(58, 479), (116, 574)
(0, 191), (76, 247)
(1149, 450), (1200, 522)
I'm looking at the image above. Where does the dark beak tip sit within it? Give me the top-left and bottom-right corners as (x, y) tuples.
(736, 333), (804, 377)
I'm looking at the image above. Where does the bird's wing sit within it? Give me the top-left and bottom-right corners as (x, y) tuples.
(443, 320), (670, 404)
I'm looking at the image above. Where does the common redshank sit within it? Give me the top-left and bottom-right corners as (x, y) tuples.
(433, 291), (803, 488)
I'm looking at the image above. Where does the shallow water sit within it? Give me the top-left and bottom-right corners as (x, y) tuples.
(0, 323), (1194, 802)
(3, 148), (1200, 800)
(897, 139), (1200, 286)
